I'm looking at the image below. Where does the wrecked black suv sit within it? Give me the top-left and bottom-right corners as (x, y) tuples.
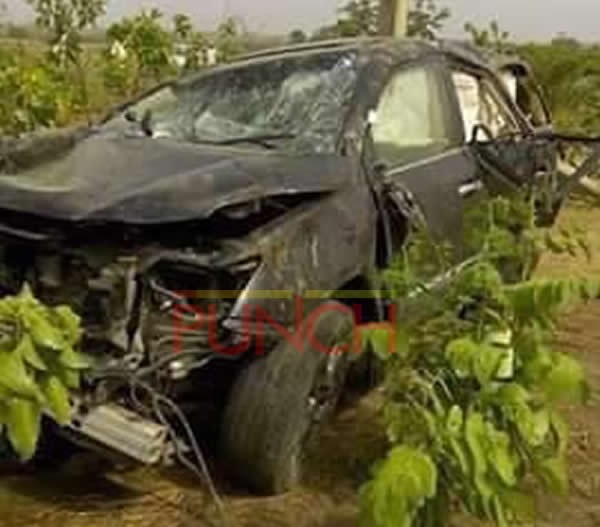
(0, 38), (581, 493)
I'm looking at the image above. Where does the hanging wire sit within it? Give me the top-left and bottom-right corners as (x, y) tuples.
(94, 370), (232, 527)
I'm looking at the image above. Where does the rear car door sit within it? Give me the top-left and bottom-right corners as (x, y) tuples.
(450, 64), (559, 213)
(369, 60), (485, 261)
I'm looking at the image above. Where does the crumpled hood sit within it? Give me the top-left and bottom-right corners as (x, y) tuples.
(0, 131), (352, 224)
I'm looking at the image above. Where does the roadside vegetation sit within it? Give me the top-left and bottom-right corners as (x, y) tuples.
(1, 0), (600, 137)
(359, 196), (593, 527)
(0, 286), (88, 460)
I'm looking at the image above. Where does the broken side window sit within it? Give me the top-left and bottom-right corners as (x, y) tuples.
(496, 66), (551, 130)
(452, 71), (519, 141)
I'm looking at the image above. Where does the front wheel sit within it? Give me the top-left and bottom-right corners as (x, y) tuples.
(219, 301), (354, 494)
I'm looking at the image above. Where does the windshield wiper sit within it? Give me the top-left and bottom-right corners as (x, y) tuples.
(211, 133), (297, 149)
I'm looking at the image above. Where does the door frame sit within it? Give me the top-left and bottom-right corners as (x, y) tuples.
(441, 56), (534, 142)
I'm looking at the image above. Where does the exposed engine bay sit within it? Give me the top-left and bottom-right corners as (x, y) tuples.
(0, 210), (285, 465)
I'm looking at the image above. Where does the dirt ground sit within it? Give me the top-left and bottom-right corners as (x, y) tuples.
(1, 203), (600, 527)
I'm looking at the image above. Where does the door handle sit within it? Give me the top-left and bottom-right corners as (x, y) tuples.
(458, 180), (484, 197)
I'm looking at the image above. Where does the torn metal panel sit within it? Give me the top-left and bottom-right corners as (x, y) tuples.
(227, 185), (376, 329)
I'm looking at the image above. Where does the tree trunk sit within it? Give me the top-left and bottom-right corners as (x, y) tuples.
(378, 0), (409, 37)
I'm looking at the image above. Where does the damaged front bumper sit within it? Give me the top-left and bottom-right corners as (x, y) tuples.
(0, 223), (261, 465)
(66, 397), (172, 465)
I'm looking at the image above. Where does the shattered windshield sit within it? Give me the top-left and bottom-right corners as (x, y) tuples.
(108, 51), (359, 154)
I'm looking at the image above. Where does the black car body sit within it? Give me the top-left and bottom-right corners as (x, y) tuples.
(0, 38), (577, 492)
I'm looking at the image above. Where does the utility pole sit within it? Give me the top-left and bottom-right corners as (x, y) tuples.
(378, 0), (409, 38)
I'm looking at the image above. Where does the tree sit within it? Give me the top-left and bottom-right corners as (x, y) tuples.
(5, 23), (32, 40)
(311, 24), (341, 41)
(172, 13), (207, 71)
(26, 0), (105, 64)
(337, 0), (379, 37)
(331, 0), (449, 39)
(173, 13), (193, 42)
(289, 29), (307, 44)
(0, 286), (88, 461)
(25, 0), (106, 114)
(106, 9), (175, 89)
(465, 20), (512, 53)
(0, 47), (77, 134)
(215, 17), (245, 62)
(407, 0), (450, 39)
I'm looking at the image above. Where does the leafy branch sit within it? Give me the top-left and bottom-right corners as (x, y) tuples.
(0, 285), (89, 460)
(359, 195), (592, 527)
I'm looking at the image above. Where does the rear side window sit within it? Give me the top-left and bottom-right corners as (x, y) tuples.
(499, 68), (551, 128)
(452, 71), (519, 141)
(371, 65), (458, 167)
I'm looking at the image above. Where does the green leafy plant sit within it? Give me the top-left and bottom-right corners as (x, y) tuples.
(407, 0), (450, 40)
(26, 0), (106, 117)
(105, 9), (175, 93)
(465, 20), (513, 54)
(26, 0), (105, 65)
(336, 0), (379, 37)
(519, 40), (600, 136)
(313, 0), (450, 41)
(0, 45), (79, 135)
(172, 13), (208, 72)
(359, 196), (592, 527)
(215, 17), (246, 62)
(0, 285), (89, 460)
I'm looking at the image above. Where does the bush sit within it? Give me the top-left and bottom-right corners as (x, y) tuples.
(520, 41), (600, 134)
(0, 47), (79, 135)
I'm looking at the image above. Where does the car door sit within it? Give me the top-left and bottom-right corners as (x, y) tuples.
(369, 60), (485, 262)
(450, 64), (559, 208)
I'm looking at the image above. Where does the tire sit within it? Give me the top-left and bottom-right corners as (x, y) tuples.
(219, 301), (354, 494)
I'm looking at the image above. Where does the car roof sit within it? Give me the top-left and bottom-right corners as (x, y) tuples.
(166, 37), (534, 101)
(440, 39), (532, 76)
(229, 37), (531, 76)
(232, 37), (436, 65)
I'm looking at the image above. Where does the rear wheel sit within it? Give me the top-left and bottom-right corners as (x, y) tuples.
(219, 301), (354, 494)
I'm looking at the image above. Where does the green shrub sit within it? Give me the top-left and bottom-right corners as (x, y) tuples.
(520, 41), (600, 134)
(0, 47), (80, 135)
(359, 196), (592, 527)
(0, 285), (89, 460)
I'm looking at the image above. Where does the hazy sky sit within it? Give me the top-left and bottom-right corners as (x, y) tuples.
(4, 0), (600, 41)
